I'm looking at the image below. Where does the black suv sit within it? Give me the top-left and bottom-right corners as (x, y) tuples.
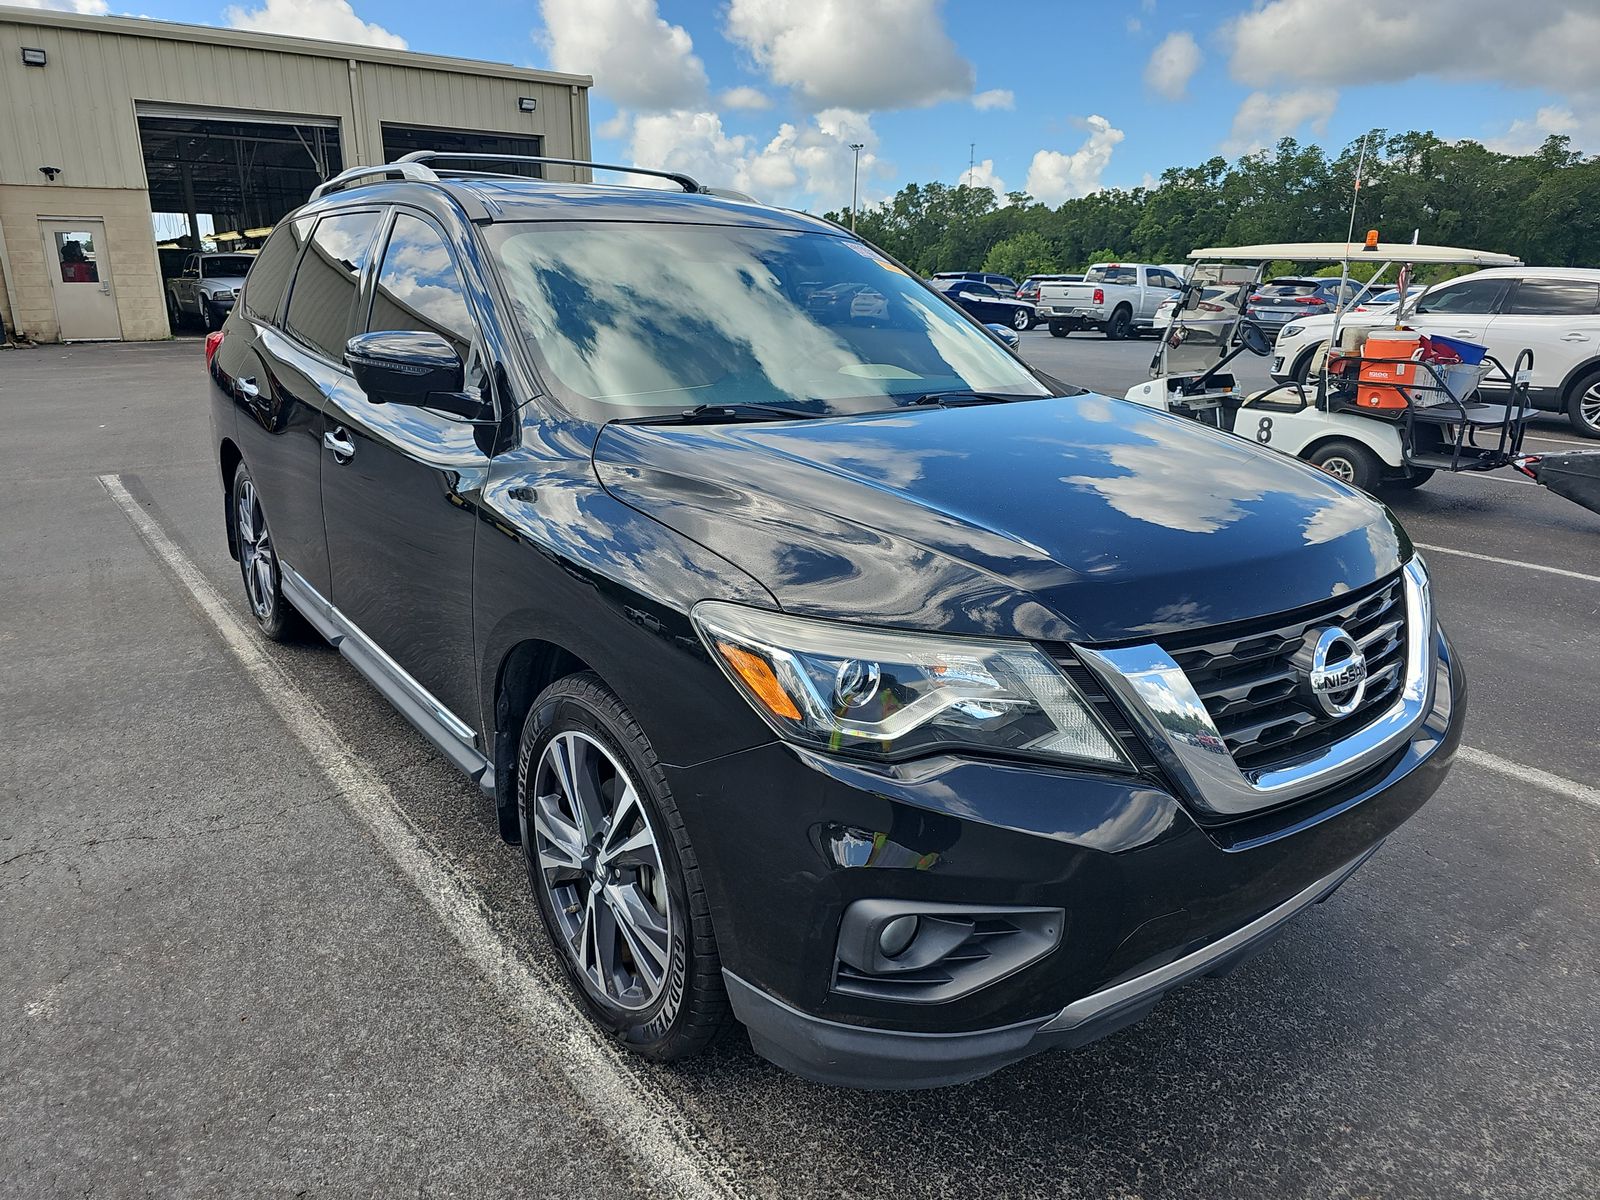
(207, 154), (1465, 1089)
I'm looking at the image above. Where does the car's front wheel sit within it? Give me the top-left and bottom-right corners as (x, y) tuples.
(518, 673), (728, 1061)
(230, 464), (299, 640)
(1566, 368), (1600, 439)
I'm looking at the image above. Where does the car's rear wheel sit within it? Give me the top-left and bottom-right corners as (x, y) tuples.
(518, 673), (728, 1061)
(1383, 468), (1435, 491)
(166, 292), (184, 332)
(1565, 368), (1600, 439)
(1105, 306), (1133, 340)
(1010, 306), (1031, 331)
(230, 464), (300, 640)
(1307, 439), (1382, 492)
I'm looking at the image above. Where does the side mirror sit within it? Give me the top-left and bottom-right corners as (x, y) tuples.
(984, 322), (1021, 350)
(1182, 287), (1203, 311)
(1240, 323), (1272, 357)
(346, 329), (490, 421)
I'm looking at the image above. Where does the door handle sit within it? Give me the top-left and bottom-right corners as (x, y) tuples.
(1562, 333), (1590, 342)
(323, 427), (356, 462)
(236, 376), (260, 400)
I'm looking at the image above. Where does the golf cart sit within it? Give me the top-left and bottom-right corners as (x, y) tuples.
(1123, 239), (1600, 514)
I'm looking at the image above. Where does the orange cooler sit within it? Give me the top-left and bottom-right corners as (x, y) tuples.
(1358, 330), (1422, 409)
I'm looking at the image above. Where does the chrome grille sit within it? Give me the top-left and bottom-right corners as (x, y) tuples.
(1161, 575), (1408, 773)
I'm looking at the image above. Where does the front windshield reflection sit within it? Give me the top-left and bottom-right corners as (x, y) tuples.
(487, 221), (1049, 419)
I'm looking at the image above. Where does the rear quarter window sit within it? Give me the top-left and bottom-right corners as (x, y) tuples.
(1504, 278), (1600, 316)
(240, 217), (312, 322)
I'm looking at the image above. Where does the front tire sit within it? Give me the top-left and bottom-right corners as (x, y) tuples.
(518, 673), (728, 1062)
(1565, 368), (1600, 439)
(1307, 439), (1383, 492)
(1105, 306), (1133, 340)
(229, 463), (300, 640)
(1048, 321), (1070, 338)
(1010, 306), (1031, 332)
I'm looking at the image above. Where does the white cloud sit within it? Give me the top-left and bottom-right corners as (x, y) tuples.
(973, 89), (1015, 111)
(724, 0), (976, 110)
(1484, 104), (1600, 154)
(1143, 31), (1201, 101)
(962, 159), (1008, 203)
(537, 0), (706, 110)
(1024, 115), (1125, 205)
(1226, 0), (1600, 96)
(1222, 88), (1338, 155)
(224, 0), (404, 46)
(10, 0), (109, 12)
(620, 108), (889, 210)
(720, 86), (773, 111)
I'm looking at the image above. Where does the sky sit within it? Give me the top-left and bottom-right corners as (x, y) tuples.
(22, 0), (1600, 212)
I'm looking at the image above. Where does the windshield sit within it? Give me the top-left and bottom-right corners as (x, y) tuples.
(203, 255), (255, 278)
(486, 221), (1050, 418)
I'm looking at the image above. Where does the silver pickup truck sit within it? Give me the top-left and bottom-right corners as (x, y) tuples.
(1039, 262), (1184, 339)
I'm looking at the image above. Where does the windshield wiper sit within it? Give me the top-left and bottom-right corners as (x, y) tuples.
(898, 390), (1045, 408)
(614, 402), (823, 426)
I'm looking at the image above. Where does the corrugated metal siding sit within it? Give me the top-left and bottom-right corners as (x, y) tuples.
(0, 19), (589, 188)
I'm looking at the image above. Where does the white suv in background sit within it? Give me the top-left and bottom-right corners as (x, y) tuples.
(1270, 267), (1600, 437)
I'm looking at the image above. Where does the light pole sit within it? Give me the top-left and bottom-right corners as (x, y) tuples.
(849, 143), (865, 232)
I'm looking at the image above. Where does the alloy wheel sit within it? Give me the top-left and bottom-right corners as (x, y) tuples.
(532, 730), (672, 1012)
(1011, 306), (1030, 331)
(1582, 383), (1600, 432)
(236, 478), (277, 622)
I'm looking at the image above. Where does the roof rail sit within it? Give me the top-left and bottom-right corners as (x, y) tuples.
(311, 160), (439, 200)
(396, 150), (701, 194)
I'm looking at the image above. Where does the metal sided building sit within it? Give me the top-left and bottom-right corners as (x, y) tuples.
(0, 6), (592, 343)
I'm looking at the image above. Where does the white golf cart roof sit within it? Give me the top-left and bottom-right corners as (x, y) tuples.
(1187, 242), (1522, 267)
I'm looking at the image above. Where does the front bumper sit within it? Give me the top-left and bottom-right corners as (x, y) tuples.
(667, 625), (1465, 1089)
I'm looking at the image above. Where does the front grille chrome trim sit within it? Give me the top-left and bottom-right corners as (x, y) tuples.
(1075, 558), (1433, 816)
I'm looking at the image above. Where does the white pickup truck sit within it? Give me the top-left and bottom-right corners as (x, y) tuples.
(1038, 262), (1185, 339)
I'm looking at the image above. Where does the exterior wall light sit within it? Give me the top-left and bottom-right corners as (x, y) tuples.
(22, 47), (48, 66)
(518, 97), (537, 112)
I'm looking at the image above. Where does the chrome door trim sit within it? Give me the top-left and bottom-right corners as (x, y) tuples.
(279, 561), (490, 783)
(1041, 846), (1377, 1034)
(1076, 557), (1433, 816)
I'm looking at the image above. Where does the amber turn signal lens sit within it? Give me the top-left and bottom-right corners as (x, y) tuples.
(716, 642), (802, 721)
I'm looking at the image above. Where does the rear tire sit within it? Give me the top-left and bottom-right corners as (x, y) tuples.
(1010, 306), (1031, 332)
(1565, 368), (1600, 439)
(1105, 306), (1133, 340)
(1306, 439), (1383, 493)
(1383, 469), (1435, 491)
(166, 292), (184, 332)
(518, 673), (729, 1062)
(229, 463), (303, 641)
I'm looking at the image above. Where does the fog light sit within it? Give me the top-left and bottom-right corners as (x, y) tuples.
(878, 915), (919, 958)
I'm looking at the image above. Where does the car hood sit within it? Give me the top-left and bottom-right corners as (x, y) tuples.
(201, 275), (248, 290)
(592, 394), (1410, 644)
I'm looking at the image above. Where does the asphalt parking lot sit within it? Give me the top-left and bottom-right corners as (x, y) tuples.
(3, 336), (1597, 1199)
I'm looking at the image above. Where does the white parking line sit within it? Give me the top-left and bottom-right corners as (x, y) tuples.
(97, 474), (743, 1200)
(1457, 747), (1600, 813)
(1414, 543), (1600, 584)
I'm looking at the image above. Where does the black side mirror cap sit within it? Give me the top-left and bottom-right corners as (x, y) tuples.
(346, 330), (494, 423)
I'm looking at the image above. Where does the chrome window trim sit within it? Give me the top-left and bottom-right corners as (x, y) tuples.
(1041, 846), (1377, 1034)
(1076, 557), (1433, 816)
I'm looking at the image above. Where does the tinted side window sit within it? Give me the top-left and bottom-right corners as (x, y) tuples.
(284, 210), (382, 361)
(241, 217), (312, 323)
(1415, 278), (1508, 315)
(1504, 278), (1600, 316)
(368, 213), (477, 359)
(965, 283), (999, 299)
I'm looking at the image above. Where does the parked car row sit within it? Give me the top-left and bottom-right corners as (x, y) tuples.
(1038, 263), (1185, 339)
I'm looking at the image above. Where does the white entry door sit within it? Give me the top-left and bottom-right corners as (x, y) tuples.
(41, 219), (122, 342)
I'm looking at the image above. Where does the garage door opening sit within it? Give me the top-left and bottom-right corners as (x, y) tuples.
(139, 107), (343, 327)
(382, 124), (544, 177)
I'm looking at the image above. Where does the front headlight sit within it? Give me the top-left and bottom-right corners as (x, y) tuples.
(692, 601), (1130, 769)
(207, 288), (235, 301)
(1278, 324), (1304, 339)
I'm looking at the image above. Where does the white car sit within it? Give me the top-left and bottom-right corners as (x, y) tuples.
(1269, 266), (1600, 437)
(166, 251), (256, 333)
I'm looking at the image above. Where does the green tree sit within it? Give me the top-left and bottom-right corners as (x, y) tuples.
(982, 231), (1060, 280)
